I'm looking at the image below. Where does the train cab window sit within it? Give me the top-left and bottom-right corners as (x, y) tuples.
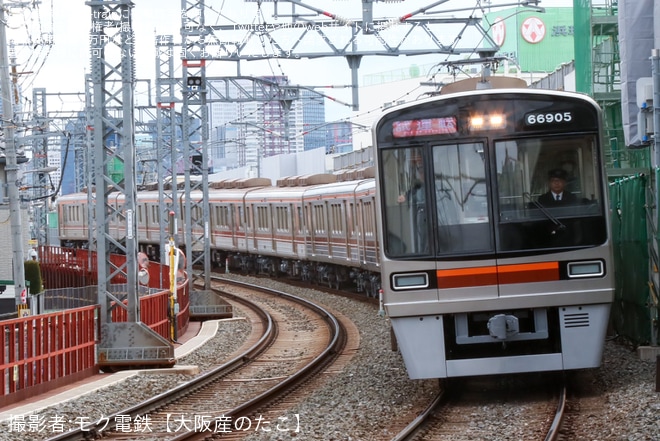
(381, 147), (430, 256)
(495, 135), (606, 251)
(381, 144), (491, 257)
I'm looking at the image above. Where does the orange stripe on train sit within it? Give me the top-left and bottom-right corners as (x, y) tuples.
(437, 262), (560, 288)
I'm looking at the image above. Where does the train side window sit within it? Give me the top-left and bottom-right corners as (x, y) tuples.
(296, 205), (304, 235)
(348, 202), (356, 237)
(313, 204), (326, 235)
(275, 205), (289, 233)
(256, 206), (269, 232)
(363, 201), (375, 237)
(237, 205), (245, 231)
(330, 202), (343, 236)
(215, 205), (229, 230)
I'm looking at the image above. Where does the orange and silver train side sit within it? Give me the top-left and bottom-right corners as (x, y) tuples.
(57, 169), (381, 297)
(374, 85), (614, 378)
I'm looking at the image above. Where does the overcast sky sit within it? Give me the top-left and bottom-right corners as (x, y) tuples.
(8, 0), (575, 118)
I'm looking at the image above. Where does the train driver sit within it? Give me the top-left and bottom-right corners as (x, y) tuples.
(537, 168), (578, 207)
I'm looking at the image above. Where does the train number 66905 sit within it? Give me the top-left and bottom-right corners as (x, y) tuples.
(526, 111), (573, 125)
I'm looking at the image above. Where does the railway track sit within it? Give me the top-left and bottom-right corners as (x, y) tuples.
(40, 273), (608, 441)
(46, 279), (348, 441)
(391, 374), (568, 441)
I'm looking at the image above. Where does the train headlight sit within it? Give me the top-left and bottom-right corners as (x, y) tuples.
(392, 272), (429, 290)
(469, 113), (506, 131)
(567, 260), (604, 278)
(470, 116), (485, 129)
(489, 114), (505, 127)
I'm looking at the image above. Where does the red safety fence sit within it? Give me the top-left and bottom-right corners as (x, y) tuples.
(0, 306), (98, 408)
(0, 247), (191, 406)
(38, 246), (190, 340)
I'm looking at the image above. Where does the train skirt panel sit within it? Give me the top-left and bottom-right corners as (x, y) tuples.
(391, 302), (611, 379)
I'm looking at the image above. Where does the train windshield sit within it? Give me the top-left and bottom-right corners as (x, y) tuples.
(495, 134), (606, 251)
(381, 135), (607, 257)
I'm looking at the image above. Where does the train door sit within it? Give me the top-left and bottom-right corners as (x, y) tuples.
(431, 141), (493, 255)
(212, 203), (234, 251)
(251, 203), (273, 254)
(272, 202), (292, 257)
(355, 184), (378, 269)
(228, 204), (237, 250)
(363, 191), (379, 267)
(430, 141), (499, 304)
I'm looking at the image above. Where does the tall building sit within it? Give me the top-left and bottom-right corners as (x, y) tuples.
(300, 89), (326, 151)
(325, 121), (353, 154)
(208, 76), (327, 174)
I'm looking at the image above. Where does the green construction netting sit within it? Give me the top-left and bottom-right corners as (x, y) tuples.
(609, 173), (654, 345)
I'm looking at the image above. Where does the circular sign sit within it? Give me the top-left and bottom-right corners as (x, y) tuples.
(492, 17), (506, 46)
(521, 17), (546, 44)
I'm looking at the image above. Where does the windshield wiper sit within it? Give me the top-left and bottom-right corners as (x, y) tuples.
(523, 192), (566, 234)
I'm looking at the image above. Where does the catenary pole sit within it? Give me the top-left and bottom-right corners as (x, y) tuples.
(0, 0), (26, 308)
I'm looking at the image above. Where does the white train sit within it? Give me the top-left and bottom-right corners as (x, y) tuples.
(373, 84), (614, 378)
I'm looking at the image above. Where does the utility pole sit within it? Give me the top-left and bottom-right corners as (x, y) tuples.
(0, 0), (26, 310)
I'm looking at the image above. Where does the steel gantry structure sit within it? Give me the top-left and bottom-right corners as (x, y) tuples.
(52, 0), (537, 363)
(86, 0), (173, 366)
(179, 0), (507, 109)
(172, 0), (517, 296)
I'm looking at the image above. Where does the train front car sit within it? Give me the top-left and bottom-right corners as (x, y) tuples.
(374, 88), (614, 379)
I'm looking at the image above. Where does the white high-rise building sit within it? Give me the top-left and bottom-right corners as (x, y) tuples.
(208, 76), (307, 174)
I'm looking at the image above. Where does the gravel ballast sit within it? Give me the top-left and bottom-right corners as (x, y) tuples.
(0, 275), (657, 440)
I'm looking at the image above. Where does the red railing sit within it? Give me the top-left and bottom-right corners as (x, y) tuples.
(0, 306), (98, 407)
(0, 247), (191, 405)
(38, 246), (190, 340)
